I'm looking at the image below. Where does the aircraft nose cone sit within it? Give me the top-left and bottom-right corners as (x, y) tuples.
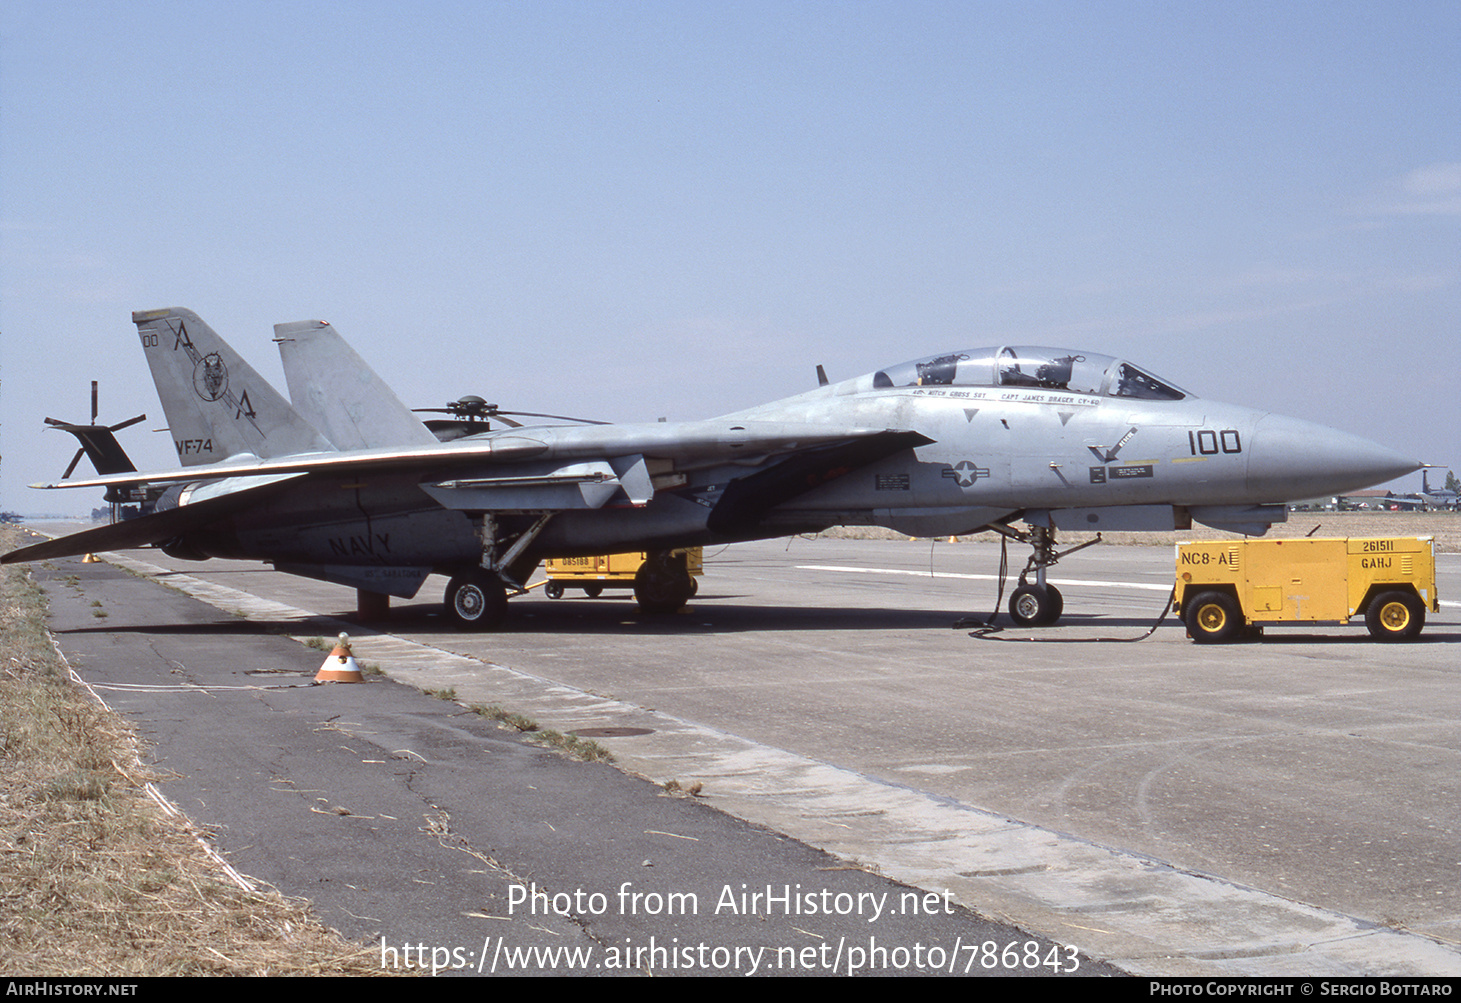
(1247, 414), (1420, 500)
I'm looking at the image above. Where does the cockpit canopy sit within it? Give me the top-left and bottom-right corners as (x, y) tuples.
(872, 346), (1189, 401)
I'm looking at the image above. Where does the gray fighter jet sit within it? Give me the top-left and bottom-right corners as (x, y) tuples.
(4, 308), (1420, 629)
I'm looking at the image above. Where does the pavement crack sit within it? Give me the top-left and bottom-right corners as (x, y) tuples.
(421, 809), (510, 876)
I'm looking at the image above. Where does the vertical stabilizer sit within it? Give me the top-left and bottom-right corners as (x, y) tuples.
(132, 308), (335, 465)
(274, 319), (437, 450)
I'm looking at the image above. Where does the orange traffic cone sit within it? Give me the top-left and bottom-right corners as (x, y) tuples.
(315, 632), (364, 683)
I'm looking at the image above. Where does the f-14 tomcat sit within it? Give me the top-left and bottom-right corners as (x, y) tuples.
(5, 308), (1419, 629)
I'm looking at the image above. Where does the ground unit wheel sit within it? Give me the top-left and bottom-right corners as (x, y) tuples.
(634, 552), (693, 614)
(584, 584), (603, 598)
(445, 571), (508, 630)
(1009, 584), (1062, 626)
(1187, 591), (1242, 643)
(1365, 590), (1424, 641)
(544, 581), (565, 600)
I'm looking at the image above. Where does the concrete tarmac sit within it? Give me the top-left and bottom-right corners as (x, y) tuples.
(33, 544), (1113, 978)
(29, 531), (1461, 976)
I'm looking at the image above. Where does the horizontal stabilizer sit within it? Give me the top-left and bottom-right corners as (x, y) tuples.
(29, 436), (553, 491)
(2, 475), (306, 565)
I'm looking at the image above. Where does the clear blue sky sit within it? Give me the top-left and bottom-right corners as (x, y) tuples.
(3, 0), (1457, 514)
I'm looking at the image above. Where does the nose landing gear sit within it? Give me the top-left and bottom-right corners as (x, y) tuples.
(990, 520), (1101, 627)
(1009, 582), (1063, 626)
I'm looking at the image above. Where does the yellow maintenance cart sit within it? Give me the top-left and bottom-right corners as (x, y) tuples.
(543, 548), (703, 612)
(1174, 536), (1437, 643)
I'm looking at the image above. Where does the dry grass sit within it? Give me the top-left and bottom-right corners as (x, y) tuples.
(0, 529), (393, 976)
(467, 703), (615, 762)
(820, 511), (1461, 553)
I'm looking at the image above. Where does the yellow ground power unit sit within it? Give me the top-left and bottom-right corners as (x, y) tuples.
(1174, 537), (1437, 643)
(543, 548), (703, 602)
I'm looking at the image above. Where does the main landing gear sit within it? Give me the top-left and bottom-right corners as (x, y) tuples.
(445, 569), (509, 629)
(989, 521), (1101, 627)
(443, 515), (696, 628)
(444, 513), (553, 630)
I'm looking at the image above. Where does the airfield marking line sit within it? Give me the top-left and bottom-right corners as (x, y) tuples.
(796, 564), (1175, 591)
(798, 563), (1461, 608)
(86, 549), (1461, 978)
(52, 626), (263, 895)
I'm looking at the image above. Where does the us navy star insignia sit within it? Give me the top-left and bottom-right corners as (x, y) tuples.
(941, 460), (990, 487)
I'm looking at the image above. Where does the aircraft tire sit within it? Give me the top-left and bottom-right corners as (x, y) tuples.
(445, 572), (508, 630)
(1040, 584), (1063, 624)
(1365, 591), (1424, 641)
(544, 582), (565, 600)
(1009, 584), (1062, 626)
(1187, 591), (1242, 644)
(634, 553), (693, 614)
